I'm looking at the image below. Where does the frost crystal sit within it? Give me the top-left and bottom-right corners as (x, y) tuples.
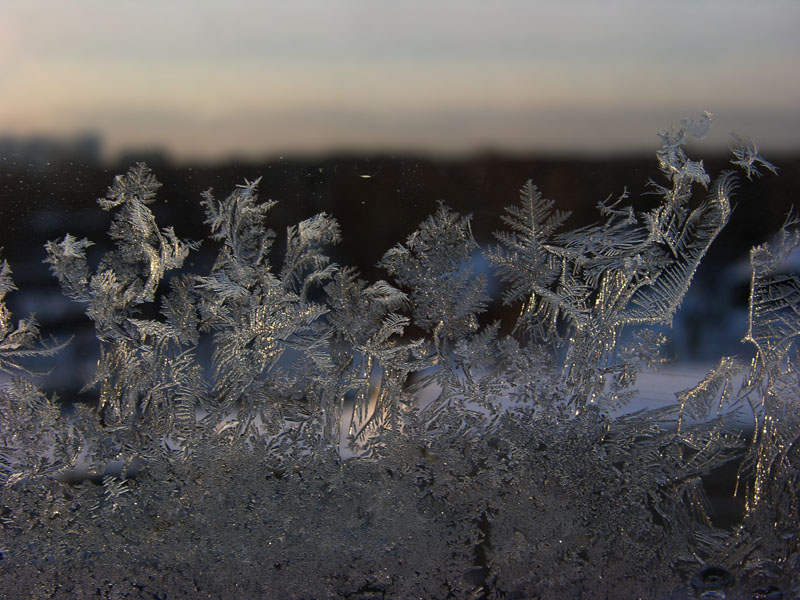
(1, 118), (799, 598)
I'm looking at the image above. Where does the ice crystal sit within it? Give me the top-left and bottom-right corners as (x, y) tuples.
(487, 115), (736, 408)
(1, 116), (799, 598)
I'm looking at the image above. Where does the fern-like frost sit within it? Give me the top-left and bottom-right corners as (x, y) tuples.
(1, 116), (798, 598)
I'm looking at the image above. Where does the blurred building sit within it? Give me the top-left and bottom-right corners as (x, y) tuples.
(0, 133), (102, 165)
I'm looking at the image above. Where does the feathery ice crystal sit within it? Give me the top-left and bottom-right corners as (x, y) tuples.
(1, 115), (798, 598)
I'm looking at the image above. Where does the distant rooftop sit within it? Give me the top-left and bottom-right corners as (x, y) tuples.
(0, 134), (102, 165)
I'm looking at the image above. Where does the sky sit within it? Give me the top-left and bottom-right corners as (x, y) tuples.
(1, 1), (799, 162)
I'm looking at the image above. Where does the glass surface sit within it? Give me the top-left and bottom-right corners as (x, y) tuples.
(1, 4), (799, 598)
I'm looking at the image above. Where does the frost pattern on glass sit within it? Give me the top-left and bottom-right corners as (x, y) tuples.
(1, 116), (798, 598)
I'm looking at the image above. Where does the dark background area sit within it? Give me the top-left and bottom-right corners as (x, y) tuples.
(1, 146), (798, 399)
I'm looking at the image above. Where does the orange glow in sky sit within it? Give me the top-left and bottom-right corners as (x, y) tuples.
(2, 1), (799, 162)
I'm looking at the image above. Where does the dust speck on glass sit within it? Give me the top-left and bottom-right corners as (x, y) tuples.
(1, 115), (798, 598)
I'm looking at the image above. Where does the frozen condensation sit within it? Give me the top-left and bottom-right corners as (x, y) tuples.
(1, 116), (798, 598)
